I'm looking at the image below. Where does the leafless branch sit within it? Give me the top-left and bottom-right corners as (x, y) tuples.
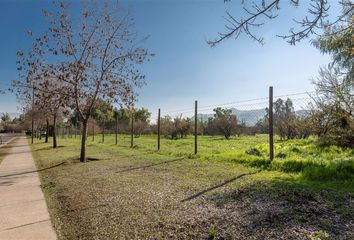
(209, 0), (354, 46)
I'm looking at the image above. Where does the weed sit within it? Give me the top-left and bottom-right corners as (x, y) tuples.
(41, 181), (56, 189)
(310, 230), (331, 240)
(246, 148), (261, 156)
(208, 225), (218, 239)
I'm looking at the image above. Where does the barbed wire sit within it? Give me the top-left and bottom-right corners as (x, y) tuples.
(155, 91), (315, 116)
(149, 94), (315, 124)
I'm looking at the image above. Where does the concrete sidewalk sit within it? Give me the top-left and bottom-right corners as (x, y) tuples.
(0, 137), (57, 240)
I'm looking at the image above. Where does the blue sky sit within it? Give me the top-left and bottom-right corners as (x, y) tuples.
(0, 0), (339, 116)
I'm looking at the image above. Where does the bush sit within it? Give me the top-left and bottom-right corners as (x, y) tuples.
(245, 148), (261, 156)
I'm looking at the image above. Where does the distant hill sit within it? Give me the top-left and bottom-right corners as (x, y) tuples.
(196, 108), (267, 126)
(197, 108), (309, 126)
(231, 108), (267, 126)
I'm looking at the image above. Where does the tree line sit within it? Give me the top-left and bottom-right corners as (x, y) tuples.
(11, 0), (353, 160)
(13, 1), (152, 162)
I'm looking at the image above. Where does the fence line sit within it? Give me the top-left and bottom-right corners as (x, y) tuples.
(41, 87), (316, 160)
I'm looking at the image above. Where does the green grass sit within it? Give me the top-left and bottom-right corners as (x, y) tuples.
(72, 134), (354, 182)
(30, 134), (354, 239)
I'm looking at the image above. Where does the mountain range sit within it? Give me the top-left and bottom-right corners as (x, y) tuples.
(197, 108), (309, 126)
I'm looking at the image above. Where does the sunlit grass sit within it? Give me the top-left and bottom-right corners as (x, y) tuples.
(35, 133), (354, 187)
(29, 135), (354, 239)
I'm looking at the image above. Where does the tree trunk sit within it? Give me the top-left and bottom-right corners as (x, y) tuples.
(80, 119), (88, 162)
(45, 118), (49, 143)
(31, 113), (34, 144)
(53, 115), (57, 148)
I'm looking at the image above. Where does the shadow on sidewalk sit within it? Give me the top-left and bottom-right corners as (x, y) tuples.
(1, 219), (51, 231)
(0, 162), (65, 178)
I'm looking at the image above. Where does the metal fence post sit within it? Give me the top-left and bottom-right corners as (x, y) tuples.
(92, 123), (95, 141)
(157, 108), (161, 150)
(194, 100), (198, 155)
(115, 115), (118, 145)
(102, 119), (105, 143)
(130, 111), (134, 148)
(269, 86), (274, 160)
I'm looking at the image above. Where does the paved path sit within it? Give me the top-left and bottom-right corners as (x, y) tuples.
(0, 137), (57, 240)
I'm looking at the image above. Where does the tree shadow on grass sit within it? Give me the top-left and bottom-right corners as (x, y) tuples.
(181, 170), (261, 202)
(200, 178), (354, 239)
(33, 145), (65, 152)
(115, 157), (186, 174)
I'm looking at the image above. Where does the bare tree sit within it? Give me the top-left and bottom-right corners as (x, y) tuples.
(314, 66), (354, 117)
(42, 1), (151, 162)
(15, 35), (71, 148)
(213, 107), (238, 139)
(37, 81), (69, 148)
(209, 0), (354, 46)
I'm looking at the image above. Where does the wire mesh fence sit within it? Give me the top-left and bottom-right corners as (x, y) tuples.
(51, 88), (317, 160)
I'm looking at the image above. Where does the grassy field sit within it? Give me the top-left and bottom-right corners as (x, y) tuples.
(31, 134), (354, 239)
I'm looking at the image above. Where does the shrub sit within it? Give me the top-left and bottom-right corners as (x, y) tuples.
(246, 148), (261, 156)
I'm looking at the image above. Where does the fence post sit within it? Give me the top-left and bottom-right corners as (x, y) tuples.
(115, 115), (118, 145)
(157, 108), (161, 150)
(130, 110), (134, 148)
(269, 86), (274, 160)
(194, 100), (198, 155)
(102, 119), (105, 143)
(92, 123), (95, 141)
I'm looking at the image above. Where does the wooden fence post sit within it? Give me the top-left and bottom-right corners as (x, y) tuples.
(194, 100), (198, 155)
(157, 108), (161, 150)
(269, 86), (274, 160)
